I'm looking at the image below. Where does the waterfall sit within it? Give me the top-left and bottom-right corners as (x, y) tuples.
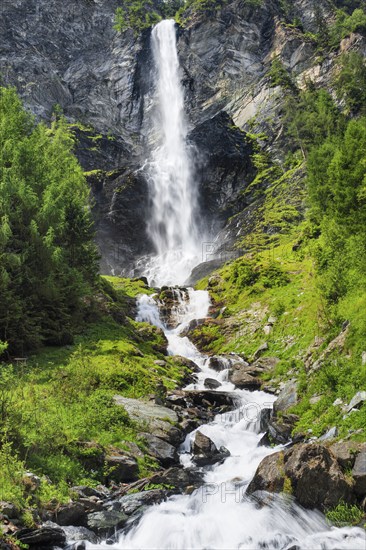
(141, 19), (202, 287)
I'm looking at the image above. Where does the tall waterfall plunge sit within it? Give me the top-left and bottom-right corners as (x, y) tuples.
(140, 20), (202, 287)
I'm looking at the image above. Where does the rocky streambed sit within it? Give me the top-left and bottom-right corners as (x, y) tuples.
(5, 287), (365, 550)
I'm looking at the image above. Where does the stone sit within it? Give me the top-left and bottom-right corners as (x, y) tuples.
(264, 325), (273, 335)
(104, 454), (139, 483)
(23, 472), (41, 491)
(0, 501), (19, 519)
(284, 443), (353, 509)
(251, 357), (279, 371)
(116, 489), (167, 515)
(347, 391), (366, 413)
(228, 365), (261, 390)
(62, 525), (98, 544)
(319, 426), (338, 441)
(352, 451), (366, 495)
(273, 381), (298, 414)
(253, 342), (268, 359)
(192, 431), (230, 467)
(53, 502), (87, 527)
(330, 441), (362, 470)
(140, 433), (178, 466)
(248, 443), (354, 510)
(149, 467), (204, 493)
(267, 414), (299, 445)
(333, 398), (343, 407)
(204, 378), (221, 389)
(16, 525), (66, 547)
(113, 395), (180, 444)
(87, 510), (128, 535)
(247, 452), (285, 495)
(259, 408), (272, 433)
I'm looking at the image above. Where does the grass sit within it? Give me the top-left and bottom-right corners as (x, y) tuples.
(0, 276), (185, 517)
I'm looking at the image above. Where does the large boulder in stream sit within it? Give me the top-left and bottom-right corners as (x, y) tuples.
(140, 433), (179, 466)
(228, 364), (262, 390)
(248, 443), (354, 510)
(113, 395), (182, 445)
(192, 431), (230, 466)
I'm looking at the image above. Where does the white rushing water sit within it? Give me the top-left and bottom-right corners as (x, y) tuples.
(141, 20), (202, 287)
(86, 288), (365, 550)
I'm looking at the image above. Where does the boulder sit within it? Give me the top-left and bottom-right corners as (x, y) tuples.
(87, 510), (128, 536)
(248, 443), (354, 511)
(149, 466), (204, 493)
(15, 525), (66, 547)
(267, 414), (299, 445)
(273, 381), (298, 414)
(259, 408), (272, 433)
(319, 426), (338, 441)
(247, 452), (285, 494)
(113, 395), (180, 444)
(104, 454), (139, 483)
(140, 433), (178, 466)
(228, 365), (261, 390)
(61, 525), (98, 544)
(0, 501), (19, 519)
(204, 378), (221, 389)
(192, 431), (230, 466)
(116, 489), (167, 515)
(329, 440), (361, 470)
(347, 391), (366, 413)
(352, 450), (366, 495)
(284, 443), (354, 509)
(53, 502), (87, 527)
(253, 342), (268, 359)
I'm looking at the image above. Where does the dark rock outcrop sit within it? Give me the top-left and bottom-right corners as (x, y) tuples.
(248, 443), (354, 510)
(192, 431), (230, 467)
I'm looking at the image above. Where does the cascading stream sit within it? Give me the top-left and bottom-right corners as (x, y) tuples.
(81, 18), (365, 550)
(139, 19), (202, 287)
(85, 288), (365, 550)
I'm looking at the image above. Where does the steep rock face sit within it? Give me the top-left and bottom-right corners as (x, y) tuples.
(0, 0), (349, 275)
(0, 0), (150, 152)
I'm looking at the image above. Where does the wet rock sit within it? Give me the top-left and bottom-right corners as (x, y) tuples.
(62, 525), (98, 544)
(206, 356), (231, 372)
(204, 378), (222, 389)
(140, 433), (178, 466)
(259, 408), (272, 433)
(87, 510), (128, 536)
(273, 381), (298, 414)
(347, 391), (366, 413)
(228, 364), (262, 390)
(247, 452), (286, 494)
(352, 450), (366, 495)
(192, 431), (230, 466)
(15, 525), (66, 547)
(116, 489), (167, 515)
(267, 414), (299, 445)
(52, 501), (87, 527)
(149, 466), (204, 493)
(167, 389), (237, 412)
(104, 454), (139, 483)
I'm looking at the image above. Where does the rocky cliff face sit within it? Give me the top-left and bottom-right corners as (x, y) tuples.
(0, 0), (359, 277)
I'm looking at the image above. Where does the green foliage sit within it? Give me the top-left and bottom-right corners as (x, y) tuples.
(268, 57), (296, 91)
(327, 7), (366, 49)
(114, 1), (161, 34)
(0, 87), (99, 354)
(326, 501), (363, 526)
(335, 52), (366, 114)
(284, 89), (344, 158)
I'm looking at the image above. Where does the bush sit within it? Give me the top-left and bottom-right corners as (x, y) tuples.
(326, 501), (363, 526)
